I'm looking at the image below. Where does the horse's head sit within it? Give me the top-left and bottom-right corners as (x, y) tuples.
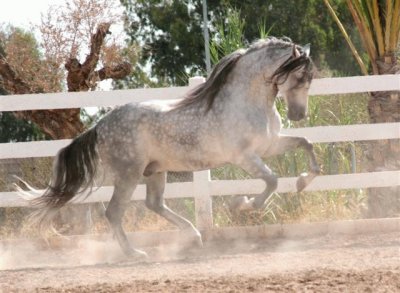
(174, 38), (314, 117)
(271, 44), (314, 121)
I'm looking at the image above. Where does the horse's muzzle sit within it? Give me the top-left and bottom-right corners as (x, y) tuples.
(288, 108), (306, 121)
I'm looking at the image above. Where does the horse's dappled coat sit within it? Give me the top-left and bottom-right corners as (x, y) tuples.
(27, 37), (319, 257)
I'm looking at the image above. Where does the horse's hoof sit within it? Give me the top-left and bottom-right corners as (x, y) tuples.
(296, 172), (316, 192)
(179, 238), (203, 258)
(193, 234), (203, 248)
(124, 248), (149, 260)
(183, 229), (203, 249)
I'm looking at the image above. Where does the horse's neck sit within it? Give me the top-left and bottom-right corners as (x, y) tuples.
(230, 45), (289, 108)
(226, 72), (278, 114)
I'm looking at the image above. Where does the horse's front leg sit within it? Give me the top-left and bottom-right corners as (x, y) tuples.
(267, 135), (321, 191)
(230, 154), (278, 211)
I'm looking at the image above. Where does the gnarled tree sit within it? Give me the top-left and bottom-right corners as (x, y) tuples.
(0, 0), (139, 235)
(0, 0), (137, 139)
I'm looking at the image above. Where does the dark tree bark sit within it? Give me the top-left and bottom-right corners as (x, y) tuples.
(0, 22), (132, 140)
(0, 57), (84, 139)
(0, 58), (32, 93)
(1, 22), (133, 235)
(366, 54), (400, 218)
(65, 23), (131, 92)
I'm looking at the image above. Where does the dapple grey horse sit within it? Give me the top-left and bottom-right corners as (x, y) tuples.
(27, 37), (320, 258)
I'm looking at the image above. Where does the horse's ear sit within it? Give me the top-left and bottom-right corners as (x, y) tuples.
(302, 43), (311, 57)
(292, 44), (301, 58)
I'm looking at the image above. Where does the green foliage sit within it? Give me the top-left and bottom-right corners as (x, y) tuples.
(120, 0), (361, 87)
(0, 112), (46, 143)
(80, 107), (112, 128)
(0, 28), (49, 142)
(269, 93), (369, 175)
(325, 0), (400, 75)
(209, 7), (246, 65)
(113, 42), (157, 89)
(205, 6), (370, 224)
(209, 6), (273, 66)
(210, 92), (370, 226)
(231, 0), (362, 75)
(121, 0), (207, 86)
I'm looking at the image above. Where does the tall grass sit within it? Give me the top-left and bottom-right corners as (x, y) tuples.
(209, 7), (370, 227)
(211, 93), (370, 227)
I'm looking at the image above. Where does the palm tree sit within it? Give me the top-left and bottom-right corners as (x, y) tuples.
(324, 0), (400, 217)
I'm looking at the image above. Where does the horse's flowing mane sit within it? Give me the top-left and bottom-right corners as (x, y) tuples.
(175, 50), (244, 111)
(175, 37), (313, 112)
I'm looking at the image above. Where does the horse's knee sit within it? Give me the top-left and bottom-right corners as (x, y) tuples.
(252, 197), (263, 209)
(145, 197), (154, 210)
(296, 172), (317, 192)
(105, 202), (124, 224)
(145, 197), (163, 213)
(252, 174), (277, 209)
(143, 161), (159, 177)
(105, 207), (116, 223)
(300, 137), (313, 152)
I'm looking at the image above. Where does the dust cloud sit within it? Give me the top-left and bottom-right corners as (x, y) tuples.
(0, 231), (204, 270)
(1, 228), (399, 273)
(0, 237), (126, 270)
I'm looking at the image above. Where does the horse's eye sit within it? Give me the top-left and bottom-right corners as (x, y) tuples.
(297, 75), (307, 83)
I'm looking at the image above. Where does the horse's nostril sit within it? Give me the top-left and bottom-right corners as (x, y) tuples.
(288, 110), (305, 121)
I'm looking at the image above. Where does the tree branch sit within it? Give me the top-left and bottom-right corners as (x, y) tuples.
(82, 22), (111, 73)
(65, 22), (113, 92)
(1, 22), (132, 139)
(0, 57), (32, 94)
(96, 61), (132, 81)
(0, 56), (84, 139)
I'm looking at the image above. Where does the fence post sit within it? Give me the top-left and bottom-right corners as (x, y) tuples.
(188, 76), (213, 229)
(188, 76), (206, 88)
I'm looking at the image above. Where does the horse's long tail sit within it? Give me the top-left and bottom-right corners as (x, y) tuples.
(30, 126), (99, 233)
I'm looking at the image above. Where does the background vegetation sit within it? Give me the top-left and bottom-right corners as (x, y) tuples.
(0, 0), (398, 238)
(119, 0), (362, 88)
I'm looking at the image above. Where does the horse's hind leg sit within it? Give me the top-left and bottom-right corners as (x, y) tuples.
(145, 172), (203, 248)
(105, 171), (147, 258)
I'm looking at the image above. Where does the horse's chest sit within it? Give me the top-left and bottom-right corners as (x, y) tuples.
(268, 107), (283, 134)
(249, 110), (282, 154)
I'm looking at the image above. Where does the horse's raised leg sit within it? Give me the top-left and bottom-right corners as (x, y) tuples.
(268, 135), (321, 191)
(145, 171), (203, 248)
(105, 173), (148, 258)
(230, 154), (278, 211)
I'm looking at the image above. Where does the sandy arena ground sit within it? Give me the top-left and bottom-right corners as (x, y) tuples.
(0, 231), (399, 292)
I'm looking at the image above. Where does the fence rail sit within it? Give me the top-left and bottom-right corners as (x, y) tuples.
(0, 122), (399, 159)
(1, 75), (399, 229)
(1, 74), (399, 112)
(1, 170), (399, 209)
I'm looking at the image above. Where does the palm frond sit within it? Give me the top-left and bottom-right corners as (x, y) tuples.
(347, 0), (379, 73)
(324, 0), (369, 75)
(347, 1), (374, 55)
(384, 0), (393, 52)
(389, 0), (400, 51)
(369, 0), (385, 56)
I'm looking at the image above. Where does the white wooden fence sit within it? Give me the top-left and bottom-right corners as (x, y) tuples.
(0, 75), (399, 229)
